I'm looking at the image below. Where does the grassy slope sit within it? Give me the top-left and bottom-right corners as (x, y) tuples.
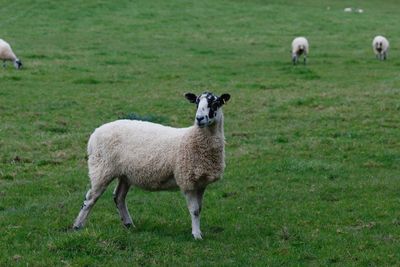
(1, 0), (400, 265)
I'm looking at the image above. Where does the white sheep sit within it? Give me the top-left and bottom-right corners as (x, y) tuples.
(372, 35), (389, 60)
(291, 37), (309, 65)
(73, 92), (231, 239)
(0, 39), (22, 69)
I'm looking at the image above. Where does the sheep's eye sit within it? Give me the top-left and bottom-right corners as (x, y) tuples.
(211, 102), (219, 110)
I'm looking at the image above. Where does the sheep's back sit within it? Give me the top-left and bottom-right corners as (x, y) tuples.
(0, 40), (15, 60)
(372, 36), (389, 51)
(292, 37), (309, 53)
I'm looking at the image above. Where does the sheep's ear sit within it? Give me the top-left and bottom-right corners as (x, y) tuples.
(219, 94), (230, 105)
(185, 93), (197, 103)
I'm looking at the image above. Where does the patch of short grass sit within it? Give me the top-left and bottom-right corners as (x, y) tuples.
(1, 0), (400, 266)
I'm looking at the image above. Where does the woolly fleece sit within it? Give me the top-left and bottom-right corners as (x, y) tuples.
(292, 37), (309, 55)
(87, 118), (225, 192)
(372, 35), (389, 56)
(0, 39), (17, 61)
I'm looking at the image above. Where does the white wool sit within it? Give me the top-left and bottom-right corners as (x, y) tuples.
(372, 36), (389, 53)
(0, 38), (22, 69)
(372, 35), (389, 60)
(86, 120), (191, 191)
(0, 39), (17, 61)
(291, 37), (309, 65)
(86, 117), (225, 191)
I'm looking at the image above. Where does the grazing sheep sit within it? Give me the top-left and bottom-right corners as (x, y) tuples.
(372, 35), (389, 60)
(291, 37), (309, 65)
(0, 39), (22, 69)
(73, 92), (231, 240)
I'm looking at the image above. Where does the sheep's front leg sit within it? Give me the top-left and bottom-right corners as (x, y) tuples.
(292, 55), (297, 65)
(2, 60), (6, 68)
(184, 188), (205, 240)
(113, 178), (134, 228)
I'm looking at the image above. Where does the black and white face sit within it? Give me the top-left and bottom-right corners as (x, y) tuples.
(185, 92), (231, 128)
(14, 59), (22, 69)
(376, 42), (383, 52)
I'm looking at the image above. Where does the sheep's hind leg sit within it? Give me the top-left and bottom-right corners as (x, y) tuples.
(184, 188), (205, 240)
(113, 177), (134, 228)
(73, 182), (109, 230)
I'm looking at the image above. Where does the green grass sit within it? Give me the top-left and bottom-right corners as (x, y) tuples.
(1, 0), (400, 265)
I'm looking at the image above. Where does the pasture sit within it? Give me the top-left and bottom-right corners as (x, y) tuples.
(1, 0), (400, 265)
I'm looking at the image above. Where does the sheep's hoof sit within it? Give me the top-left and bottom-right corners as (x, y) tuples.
(124, 223), (135, 229)
(193, 232), (203, 240)
(72, 225), (82, 230)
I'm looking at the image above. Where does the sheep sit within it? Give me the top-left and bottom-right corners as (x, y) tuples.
(73, 92), (231, 240)
(291, 37), (309, 65)
(0, 39), (22, 69)
(372, 35), (389, 60)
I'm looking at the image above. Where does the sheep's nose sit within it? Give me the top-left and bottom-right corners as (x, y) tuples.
(196, 116), (205, 123)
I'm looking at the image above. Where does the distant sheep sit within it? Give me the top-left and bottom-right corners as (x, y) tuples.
(73, 92), (231, 240)
(372, 36), (389, 60)
(291, 37), (309, 65)
(0, 39), (22, 69)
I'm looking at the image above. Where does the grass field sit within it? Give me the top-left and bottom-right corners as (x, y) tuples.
(1, 0), (400, 265)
